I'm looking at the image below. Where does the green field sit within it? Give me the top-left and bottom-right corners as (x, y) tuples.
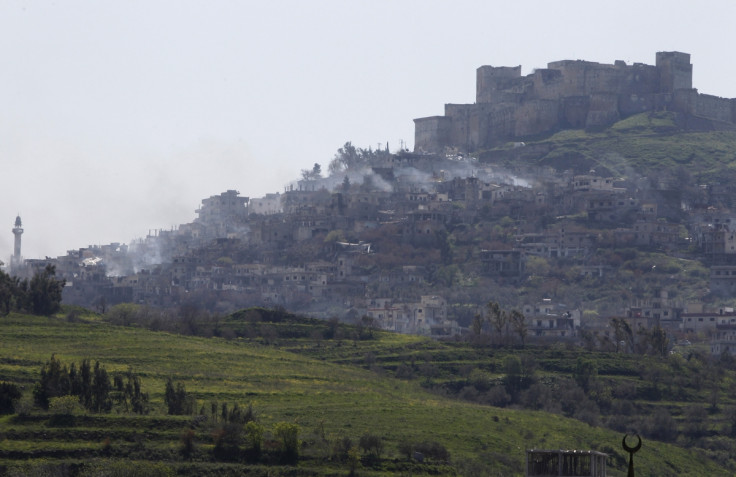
(0, 310), (731, 476)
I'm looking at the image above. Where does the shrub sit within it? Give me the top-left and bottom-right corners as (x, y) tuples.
(180, 428), (196, 459)
(359, 433), (384, 461)
(212, 423), (242, 461)
(485, 385), (511, 407)
(49, 395), (82, 415)
(274, 421), (300, 464)
(0, 381), (21, 414)
(415, 441), (450, 461)
(332, 435), (353, 462)
(244, 421), (264, 462)
(644, 408), (677, 442)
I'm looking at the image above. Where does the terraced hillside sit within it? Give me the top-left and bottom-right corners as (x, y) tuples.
(0, 309), (731, 476)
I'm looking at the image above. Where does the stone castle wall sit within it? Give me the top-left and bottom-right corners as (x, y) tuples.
(414, 51), (736, 154)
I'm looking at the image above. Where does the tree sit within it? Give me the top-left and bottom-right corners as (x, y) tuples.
(502, 355), (534, 402)
(27, 265), (65, 315)
(610, 317), (633, 353)
(573, 357), (597, 393)
(164, 378), (195, 415)
(0, 270), (20, 315)
(359, 433), (384, 461)
(639, 325), (670, 357)
(328, 141), (363, 174)
(0, 382), (21, 414)
(487, 301), (507, 346)
(180, 428), (196, 459)
(74, 359), (93, 409)
(244, 421), (264, 461)
(274, 421), (300, 464)
(212, 422), (243, 461)
(471, 313), (484, 337)
(90, 361), (112, 412)
(122, 370), (149, 414)
(33, 355), (71, 409)
(300, 163), (323, 181)
(34, 355), (143, 414)
(509, 310), (528, 347)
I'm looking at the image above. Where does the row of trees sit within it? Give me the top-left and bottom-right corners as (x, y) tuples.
(165, 380), (300, 464)
(0, 265), (65, 316)
(580, 317), (670, 356)
(167, 379), (442, 468)
(33, 355), (148, 413)
(471, 301), (528, 347)
(327, 141), (391, 175)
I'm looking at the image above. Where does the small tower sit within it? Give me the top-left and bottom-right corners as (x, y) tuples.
(11, 215), (23, 273)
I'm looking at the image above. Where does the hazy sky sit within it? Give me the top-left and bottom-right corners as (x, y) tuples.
(3, 0), (736, 260)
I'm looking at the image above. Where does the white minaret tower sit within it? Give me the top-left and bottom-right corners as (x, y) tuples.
(11, 215), (23, 273)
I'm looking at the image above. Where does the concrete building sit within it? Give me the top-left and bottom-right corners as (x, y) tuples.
(710, 266), (736, 296)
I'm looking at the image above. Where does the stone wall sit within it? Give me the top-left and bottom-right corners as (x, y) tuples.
(696, 94), (734, 123)
(414, 116), (452, 153)
(414, 51), (736, 154)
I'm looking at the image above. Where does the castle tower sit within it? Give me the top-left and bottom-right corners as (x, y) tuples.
(476, 65), (522, 103)
(11, 215), (23, 273)
(656, 51), (692, 93)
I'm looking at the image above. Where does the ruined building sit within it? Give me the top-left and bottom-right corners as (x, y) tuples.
(415, 52), (736, 153)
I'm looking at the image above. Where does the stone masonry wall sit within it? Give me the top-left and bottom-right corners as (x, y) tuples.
(414, 51), (736, 154)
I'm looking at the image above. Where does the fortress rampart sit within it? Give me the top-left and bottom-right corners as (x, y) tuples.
(414, 52), (736, 154)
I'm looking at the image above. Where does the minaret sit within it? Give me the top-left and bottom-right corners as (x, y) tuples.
(11, 215), (23, 273)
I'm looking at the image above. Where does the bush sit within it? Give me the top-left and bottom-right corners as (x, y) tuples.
(180, 428), (196, 460)
(244, 421), (264, 462)
(644, 408), (677, 442)
(49, 395), (82, 415)
(0, 381), (21, 414)
(485, 385), (512, 407)
(358, 433), (384, 459)
(415, 441), (450, 461)
(274, 421), (300, 464)
(332, 435), (353, 462)
(212, 423), (242, 461)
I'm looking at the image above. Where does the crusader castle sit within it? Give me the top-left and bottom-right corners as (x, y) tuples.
(414, 51), (736, 153)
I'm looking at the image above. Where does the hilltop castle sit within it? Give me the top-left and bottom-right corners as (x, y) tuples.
(414, 52), (736, 153)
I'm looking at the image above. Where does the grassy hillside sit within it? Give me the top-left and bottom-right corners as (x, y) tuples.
(0, 310), (732, 476)
(489, 111), (736, 182)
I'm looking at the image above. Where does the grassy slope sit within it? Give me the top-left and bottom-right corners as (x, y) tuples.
(495, 112), (736, 181)
(0, 312), (731, 476)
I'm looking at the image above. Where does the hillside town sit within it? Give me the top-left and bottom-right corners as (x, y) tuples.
(6, 144), (736, 352)
(8, 51), (736, 355)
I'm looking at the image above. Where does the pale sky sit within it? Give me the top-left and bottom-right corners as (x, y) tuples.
(2, 0), (736, 260)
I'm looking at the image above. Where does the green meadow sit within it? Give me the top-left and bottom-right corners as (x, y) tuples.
(0, 310), (731, 476)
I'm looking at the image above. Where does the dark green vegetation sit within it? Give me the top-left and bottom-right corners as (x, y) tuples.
(0, 307), (734, 476)
(0, 265), (65, 316)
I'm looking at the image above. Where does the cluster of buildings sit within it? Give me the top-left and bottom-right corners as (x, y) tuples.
(7, 150), (736, 349)
(8, 51), (736, 351)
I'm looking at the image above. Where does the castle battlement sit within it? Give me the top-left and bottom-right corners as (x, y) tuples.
(415, 51), (735, 154)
